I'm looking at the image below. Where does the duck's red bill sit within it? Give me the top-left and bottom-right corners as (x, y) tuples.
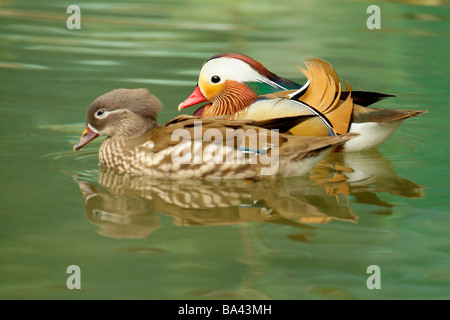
(178, 86), (208, 111)
(73, 126), (99, 151)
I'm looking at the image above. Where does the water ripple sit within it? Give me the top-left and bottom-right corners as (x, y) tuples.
(0, 62), (49, 70)
(120, 78), (194, 86)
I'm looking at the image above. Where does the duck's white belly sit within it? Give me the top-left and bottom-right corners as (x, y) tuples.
(344, 120), (402, 152)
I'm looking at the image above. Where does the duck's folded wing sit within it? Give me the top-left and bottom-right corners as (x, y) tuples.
(237, 97), (335, 137)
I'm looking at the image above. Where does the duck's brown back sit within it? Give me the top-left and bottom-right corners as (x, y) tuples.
(98, 116), (355, 179)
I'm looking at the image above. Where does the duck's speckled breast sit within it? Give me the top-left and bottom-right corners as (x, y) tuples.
(98, 137), (264, 179)
(99, 138), (162, 176)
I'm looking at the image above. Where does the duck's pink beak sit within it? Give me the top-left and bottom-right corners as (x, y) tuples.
(178, 86), (208, 111)
(73, 126), (99, 151)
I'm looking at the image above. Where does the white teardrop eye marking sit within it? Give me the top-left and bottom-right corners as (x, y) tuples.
(95, 109), (107, 119)
(94, 108), (126, 120)
(200, 57), (285, 89)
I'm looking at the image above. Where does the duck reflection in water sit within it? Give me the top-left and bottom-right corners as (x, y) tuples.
(77, 177), (161, 239)
(74, 166), (357, 239)
(311, 149), (424, 214)
(73, 147), (424, 240)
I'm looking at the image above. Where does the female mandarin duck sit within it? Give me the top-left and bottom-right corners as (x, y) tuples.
(73, 89), (355, 179)
(178, 53), (427, 152)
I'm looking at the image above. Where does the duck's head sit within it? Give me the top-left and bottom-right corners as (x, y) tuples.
(73, 88), (163, 151)
(178, 53), (301, 117)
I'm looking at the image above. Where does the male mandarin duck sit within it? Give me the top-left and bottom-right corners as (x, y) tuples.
(73, 88), (356, 179)
(178, 53), (427, 152)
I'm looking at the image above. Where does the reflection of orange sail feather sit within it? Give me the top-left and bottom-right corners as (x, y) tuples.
(310, 149), (424, 215)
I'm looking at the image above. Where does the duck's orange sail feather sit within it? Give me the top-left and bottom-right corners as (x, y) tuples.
(297, 58), (354, 135)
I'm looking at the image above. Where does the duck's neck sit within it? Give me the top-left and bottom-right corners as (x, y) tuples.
(98, 118), (157, 169)
(203, 81), (257, 118)
(99, 137), (125, 169)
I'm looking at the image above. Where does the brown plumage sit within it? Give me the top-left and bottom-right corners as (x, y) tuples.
(73, 88), (357, 179)
(352, 105), (427, 124)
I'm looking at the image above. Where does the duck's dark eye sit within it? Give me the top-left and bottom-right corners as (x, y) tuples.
(96, 109), (105, 117)
(211, 75), (221, 83)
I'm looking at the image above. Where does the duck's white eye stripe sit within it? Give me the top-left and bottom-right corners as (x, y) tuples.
(201, 57), (285, 89)
(94, 108), (126, 119)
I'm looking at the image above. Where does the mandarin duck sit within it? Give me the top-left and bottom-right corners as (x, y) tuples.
(178, 53), (427, 152)
(73, 89), (356, 179)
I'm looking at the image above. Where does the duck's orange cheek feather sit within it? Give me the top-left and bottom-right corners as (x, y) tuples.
(198, 78), (223, 101)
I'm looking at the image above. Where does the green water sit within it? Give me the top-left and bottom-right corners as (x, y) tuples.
(1, 0), (449, 300)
